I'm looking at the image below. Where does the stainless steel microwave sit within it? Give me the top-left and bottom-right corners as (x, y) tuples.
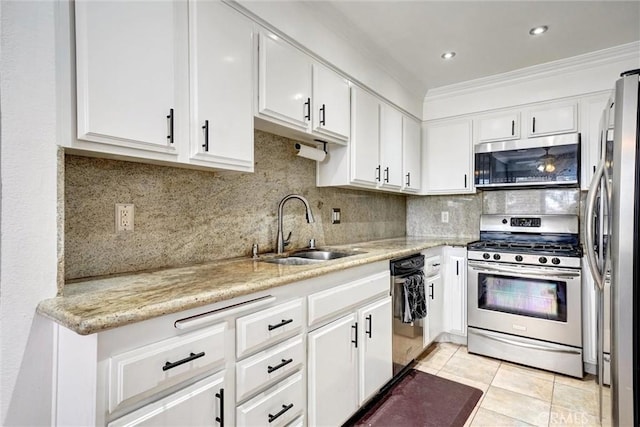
(474, 133), (580, 189)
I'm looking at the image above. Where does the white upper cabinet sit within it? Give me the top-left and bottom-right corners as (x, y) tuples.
(476, 111), (520, 143)
(580, 92), (612, 191)
(256, 31), (350, 145)
(72, 0), (254, 172)
(526, 100), (578, 137)
(258, 31), (313, 131)
(312, 64), (351, 143)
(188, 0), (254, 172)
(402, 116), (422, 193)
(423, 118), (474, 194)
(316, 85), (421, 194)
(75, 0), (188, 157)
(350, 87), (381, 187)
(379, 104), (403, 190)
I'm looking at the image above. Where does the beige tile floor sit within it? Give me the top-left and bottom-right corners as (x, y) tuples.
(415, 342), (612, 427)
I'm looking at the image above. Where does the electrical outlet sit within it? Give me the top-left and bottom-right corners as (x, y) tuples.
(441, 211), (449, 223)
(116, 204), (134, 232)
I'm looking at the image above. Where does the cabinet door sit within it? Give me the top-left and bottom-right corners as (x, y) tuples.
(580, 93), (612, 191)
(477, 111), (520, 142)
(188, 0), (254, 172)
(358, 297), (392, 405)
(312, 64), (350, 144)
(424, 119), (473, 194)
(379, 104), (403, 190)
(258, 31), (312, 131)
(526, 101), (578, 137)
(75, 1), (186, 155)
(402, 116), (422, 193)
(108, 370), (227, 427)
(443, 248), (467, 337)
(308, 314), (358, 427)
(425, 274), (443, 346)
(350, 87), (381, 187)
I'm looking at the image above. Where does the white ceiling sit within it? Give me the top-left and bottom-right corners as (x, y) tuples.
(301, 1), (640, 97)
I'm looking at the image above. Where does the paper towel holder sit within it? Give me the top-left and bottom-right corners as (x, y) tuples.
(313, 139), (328, 154)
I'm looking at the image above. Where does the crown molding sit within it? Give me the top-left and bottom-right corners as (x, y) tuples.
(425, 41), (640, 101)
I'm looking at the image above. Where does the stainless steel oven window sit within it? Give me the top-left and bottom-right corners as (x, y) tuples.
(477, 272), (568, 322)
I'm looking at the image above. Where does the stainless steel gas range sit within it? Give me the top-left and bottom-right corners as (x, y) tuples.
(467, 214), (584, 378)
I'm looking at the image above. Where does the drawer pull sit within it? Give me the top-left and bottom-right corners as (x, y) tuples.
(267, 358), (293, 374)
(429, 283), (434, 299)
(215, 388), (224, 426)
(268, 403), (294, 423)
(162, 351), (205, 371)
(268, 318), (293, 331)
(365, 315), (372, 338)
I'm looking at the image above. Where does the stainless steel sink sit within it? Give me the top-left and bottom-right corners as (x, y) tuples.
(290, 249), (355, 260)
(262, 257), (325, 266)
(261, 249), (365, 266)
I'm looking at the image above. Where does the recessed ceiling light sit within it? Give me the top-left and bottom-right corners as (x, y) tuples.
(529, 25), (549, 36)
(441, 51), (456, 60)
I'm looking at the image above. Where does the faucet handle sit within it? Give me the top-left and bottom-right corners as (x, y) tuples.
(283, 231), (292, 248)
(309, 238), (316, 249)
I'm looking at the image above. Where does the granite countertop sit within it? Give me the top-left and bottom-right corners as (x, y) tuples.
(37, 237), (471, 335)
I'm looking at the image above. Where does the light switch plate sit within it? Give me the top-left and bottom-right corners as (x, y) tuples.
(332, 208), (341, 224)
(441, 211), (449, 223)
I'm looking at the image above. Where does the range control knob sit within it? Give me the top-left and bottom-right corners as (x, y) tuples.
(539, 256), (548, 264)
(552, 257), (561, 265)
(483, 253), (490, 260)
(515, 255), (523, 262)
(493, 254), (501, 260)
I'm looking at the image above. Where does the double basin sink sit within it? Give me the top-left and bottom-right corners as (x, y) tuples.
(262, 249), (364, 266)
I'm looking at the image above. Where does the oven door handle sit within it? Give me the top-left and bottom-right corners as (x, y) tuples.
(468, 262), (581, 279)
(471, 330), (582, 355)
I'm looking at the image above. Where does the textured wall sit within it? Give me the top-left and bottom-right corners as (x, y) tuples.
(65, 130), (406, 279)
(406, 188), (582, 240)
(406, 193), (482, 240)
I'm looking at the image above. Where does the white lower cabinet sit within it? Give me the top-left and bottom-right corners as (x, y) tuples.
(308, 313), (359, 426)
(235, 335), (305, 402)
(425, 273), (444, 346)
(108, 369), (227, 427)
(358, 297), (393, 405)
(236, 371), (305, 426)
(307, 269), (391, 425)
(443, 247), (468, 338)
(56, 261), (395, 427)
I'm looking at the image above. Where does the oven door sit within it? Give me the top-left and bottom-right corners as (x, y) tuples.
(467, 260), (582, 347)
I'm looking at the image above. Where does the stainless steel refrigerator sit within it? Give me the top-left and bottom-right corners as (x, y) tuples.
(586, 69), (640, 426)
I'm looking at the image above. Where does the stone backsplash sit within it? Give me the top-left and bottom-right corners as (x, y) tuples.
(64, 130), (406, 280)
(406, 188), (582, 240)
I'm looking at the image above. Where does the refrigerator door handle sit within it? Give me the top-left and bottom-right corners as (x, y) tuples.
(586, 160), (606, 290)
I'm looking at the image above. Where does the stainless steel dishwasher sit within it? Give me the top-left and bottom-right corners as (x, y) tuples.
(390, 253), (426, 377)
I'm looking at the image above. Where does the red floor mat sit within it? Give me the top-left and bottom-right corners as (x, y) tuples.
(352, 369), (483, 427)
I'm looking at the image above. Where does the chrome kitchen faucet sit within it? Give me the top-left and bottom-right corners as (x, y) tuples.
(276, 194), (315, 254)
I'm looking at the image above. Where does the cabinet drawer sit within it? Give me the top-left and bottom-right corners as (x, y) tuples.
(424, 255), (442, 276)
(308, 271), (389, 326)
(236, 335), (305, 402)
(236, 370), (305, 427)
(107, 370), (225, 427)
(108, 323), (226, 412)
(236, 298), (304, 358)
